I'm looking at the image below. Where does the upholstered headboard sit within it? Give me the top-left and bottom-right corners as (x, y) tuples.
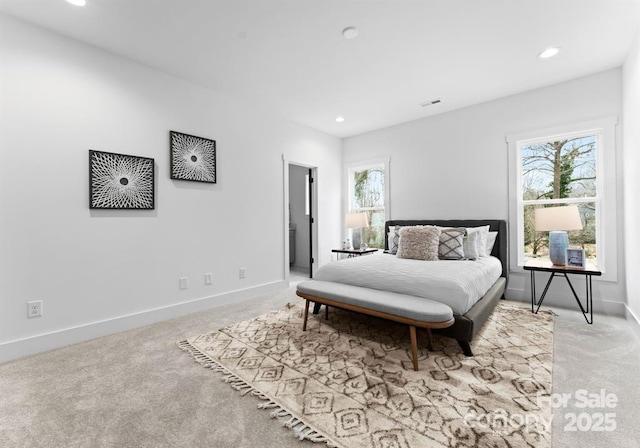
(384, 219), (509, 281)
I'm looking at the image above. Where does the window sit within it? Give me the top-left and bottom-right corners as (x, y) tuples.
(508, 117), (617, 279)
(347, 159), (389, 249)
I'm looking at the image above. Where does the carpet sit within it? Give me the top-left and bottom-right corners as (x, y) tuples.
(179, 301), (553, 448)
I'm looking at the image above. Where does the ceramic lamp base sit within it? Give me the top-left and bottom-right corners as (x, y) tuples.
(352, 229), (362, 250)
(548, 231), (568, 265)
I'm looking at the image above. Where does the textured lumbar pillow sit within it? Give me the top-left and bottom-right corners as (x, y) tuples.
(438, 227), (466, 260)
(396, 226), (441, 260)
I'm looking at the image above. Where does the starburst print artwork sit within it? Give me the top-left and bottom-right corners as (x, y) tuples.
(170, 131), (216, 183)
(89, 150), (155, 209)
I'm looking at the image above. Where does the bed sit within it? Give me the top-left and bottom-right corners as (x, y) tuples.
(313, 219), (508, 356)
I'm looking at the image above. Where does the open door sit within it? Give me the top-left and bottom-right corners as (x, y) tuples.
(288, 163), (315, 280)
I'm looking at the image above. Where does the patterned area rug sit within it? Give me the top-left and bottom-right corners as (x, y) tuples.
(179, 301), (553, 447)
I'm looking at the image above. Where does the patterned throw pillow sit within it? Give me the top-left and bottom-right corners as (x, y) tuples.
(396, 226), (441, 261)
(438, 228), (466, 259)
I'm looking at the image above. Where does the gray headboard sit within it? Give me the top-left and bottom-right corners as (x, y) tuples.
(384, 219), (509, 281)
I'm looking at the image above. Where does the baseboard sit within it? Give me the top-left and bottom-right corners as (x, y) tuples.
(0, 280), (286, 364)
(505, 285), (627, 314)
(504, 286), (527, 303)
(624, 304), (640, 339)
(506, 284), (640, 338)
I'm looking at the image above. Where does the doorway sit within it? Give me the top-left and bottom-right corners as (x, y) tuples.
(288, 163), (315, 283)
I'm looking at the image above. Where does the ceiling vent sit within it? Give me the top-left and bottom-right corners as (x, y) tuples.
(420, 99), (442, 107)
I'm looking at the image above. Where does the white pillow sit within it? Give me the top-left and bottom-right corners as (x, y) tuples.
(462, 230), (481, 260)
(387, 226), (403, 254)
(467, 225), (491, 257)
(485, 231), (498, 256)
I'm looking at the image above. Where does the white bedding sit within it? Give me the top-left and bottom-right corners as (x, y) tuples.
(314, 253), (503, 315)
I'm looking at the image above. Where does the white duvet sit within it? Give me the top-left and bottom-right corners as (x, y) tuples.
(314, 253), (503, 315)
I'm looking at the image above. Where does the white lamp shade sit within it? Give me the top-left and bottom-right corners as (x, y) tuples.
(345, 212), (369, 228)
(534, 205), (583, 231)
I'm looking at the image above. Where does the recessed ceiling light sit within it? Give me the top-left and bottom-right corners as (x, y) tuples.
(342, 27), (358, 39)
(66, 0), (86, 5)
(538, 47), (561, 59)
(335, 116), (345, 123)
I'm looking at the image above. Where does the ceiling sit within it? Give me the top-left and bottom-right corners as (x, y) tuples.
(1, 0), (639, 138)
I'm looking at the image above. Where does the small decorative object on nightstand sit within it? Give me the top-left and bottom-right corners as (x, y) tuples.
(566, 248), (585, 267)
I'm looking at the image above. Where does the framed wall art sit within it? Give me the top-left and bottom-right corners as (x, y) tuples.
(89, 150), (155, 209)
(170, 131), (216, 183)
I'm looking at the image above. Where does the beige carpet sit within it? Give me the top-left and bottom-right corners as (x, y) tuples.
(180, 302), (554, 448)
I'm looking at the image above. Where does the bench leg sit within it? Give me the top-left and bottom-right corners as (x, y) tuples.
(325, 304), (329, 320)
(409, 325), (419, 371)
(303, 299), (310, 331)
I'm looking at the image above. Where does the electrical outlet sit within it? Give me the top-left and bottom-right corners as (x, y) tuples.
(27, 300), (42, 318)
(204, 273), (213, 285)
(239, 268), (246, 279)
(179, 277), (189, 290)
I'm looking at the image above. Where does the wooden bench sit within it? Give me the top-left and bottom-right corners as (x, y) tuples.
(295, 280), (455, 371)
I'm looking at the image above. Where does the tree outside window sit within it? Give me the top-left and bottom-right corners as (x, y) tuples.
(520, 134), (598, 263)
(349, 163), (386, 248)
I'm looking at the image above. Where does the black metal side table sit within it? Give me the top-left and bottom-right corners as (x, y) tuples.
(311, 248), (379, 314)
(331, 248), (378, 260)
(523, 260), (601, 324)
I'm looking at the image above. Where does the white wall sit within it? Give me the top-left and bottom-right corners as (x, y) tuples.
(0, 16), (342, 362)
(623, 31), (640, 328)
(343, 69), (626, 313)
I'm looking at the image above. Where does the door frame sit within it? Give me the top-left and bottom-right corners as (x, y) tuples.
(283, 158), (318, 282)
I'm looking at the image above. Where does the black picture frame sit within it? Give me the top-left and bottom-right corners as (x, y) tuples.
(170, 131), (216, 183)
(89, 150), (155, 209)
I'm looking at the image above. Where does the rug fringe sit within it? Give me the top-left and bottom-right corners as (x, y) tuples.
(257, 401), (280, 409)
(177, 339), (338, 447)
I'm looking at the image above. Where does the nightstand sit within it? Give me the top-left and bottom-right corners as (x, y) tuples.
(311, 248), (378, 314)
(331, 248), (378, 260)
(523, 260), (601, 324)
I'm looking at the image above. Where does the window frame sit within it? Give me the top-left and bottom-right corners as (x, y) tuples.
(345, 157), (391, 248)
(507, 117), (617, 281)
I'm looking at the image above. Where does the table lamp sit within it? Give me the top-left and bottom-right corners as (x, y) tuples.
(534, 205), (583, 265)
(345, 212), (369, 250)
